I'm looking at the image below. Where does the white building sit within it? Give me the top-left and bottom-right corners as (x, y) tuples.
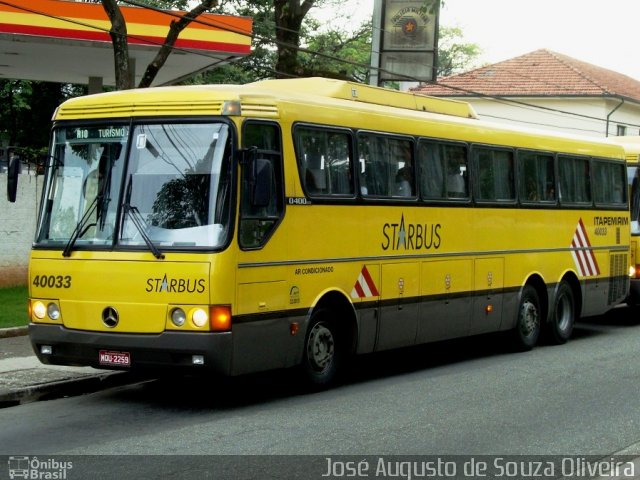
(412, 49), (640, 138)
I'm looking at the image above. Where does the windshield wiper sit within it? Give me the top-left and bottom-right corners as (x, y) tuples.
(122, 203), (165, 259)
(121, 174), (164, 259)
(62, 195), (99, 257)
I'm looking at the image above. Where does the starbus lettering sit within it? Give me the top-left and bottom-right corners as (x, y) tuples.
(145, 274), (206, 293)
(382, 214), (441, 251)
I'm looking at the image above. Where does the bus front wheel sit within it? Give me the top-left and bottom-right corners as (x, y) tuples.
(301, 310), (341, 388)
(545, 281), (575, 344)
(511, 285), (541, 351)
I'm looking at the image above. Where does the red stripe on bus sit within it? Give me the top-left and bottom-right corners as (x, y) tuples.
(361, 266), (379, 296)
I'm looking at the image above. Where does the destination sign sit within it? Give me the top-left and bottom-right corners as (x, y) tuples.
(64, 126), (129, 141)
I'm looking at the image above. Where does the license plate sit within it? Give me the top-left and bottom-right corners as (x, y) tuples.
(99, 350), (131, 367)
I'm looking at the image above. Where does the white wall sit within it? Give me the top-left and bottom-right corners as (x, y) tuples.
(459, 96), (640, 139)
(0, 174), (41, 287)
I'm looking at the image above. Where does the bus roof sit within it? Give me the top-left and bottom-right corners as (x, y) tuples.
(54, 77), (478, 121)
(609, 136), (640, 163)
(246, 77), (479, 119)
(52, 77), (625, 159)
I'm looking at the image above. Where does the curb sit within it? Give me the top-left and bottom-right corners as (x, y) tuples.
(0, 370), (143, 407)
(0, 326), (28, 338)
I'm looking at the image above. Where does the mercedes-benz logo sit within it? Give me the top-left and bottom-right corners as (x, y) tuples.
(102, 307), (119, 328)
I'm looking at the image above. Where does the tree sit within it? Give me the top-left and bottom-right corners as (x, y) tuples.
(0, 80), (84, 161)
(196, 0), (280, 82)
(436, 26), (482, 77)
(298, 21), (372, 82)
(273, 0), (315, 78)
(100, 0), (217, 89)
(191, 0), (372, 83)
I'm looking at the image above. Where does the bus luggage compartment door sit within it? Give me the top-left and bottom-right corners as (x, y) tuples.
(470, 257), (504, 335)
(375, 262), (419, 351)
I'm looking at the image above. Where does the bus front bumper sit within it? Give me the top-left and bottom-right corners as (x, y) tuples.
(28, 323), (233, 375)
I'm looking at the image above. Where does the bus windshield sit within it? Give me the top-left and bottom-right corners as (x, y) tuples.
(36, 122), (233, 251)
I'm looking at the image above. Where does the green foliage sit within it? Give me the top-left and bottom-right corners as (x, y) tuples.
(0, 286), (29, 329)
(299, 22), (372, 82)
(0, 80), (85, 151)
(437, 26), (483, 77)
(195, 1), (478, 85)
(193, 0), (374, 83)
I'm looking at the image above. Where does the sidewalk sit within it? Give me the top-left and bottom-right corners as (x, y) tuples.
(0, 327), (135, 407)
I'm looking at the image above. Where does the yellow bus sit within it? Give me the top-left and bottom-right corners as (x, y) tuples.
(10, 78), (630, 387)
(609, 136), (640, 304)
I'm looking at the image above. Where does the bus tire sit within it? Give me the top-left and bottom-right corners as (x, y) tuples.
(545, 281), (575, 344)
(511, 285), (541, 351)
(301, 309), (341, 388)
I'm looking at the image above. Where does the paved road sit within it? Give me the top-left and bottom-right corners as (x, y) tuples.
(0, 309), (639, 478)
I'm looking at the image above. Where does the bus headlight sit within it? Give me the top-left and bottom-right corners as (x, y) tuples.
(191, 308), (208, 328)
(630, 265), (637, 278)
(47, 303), (60, 320)
(33, 301), (46, 320)
(170, 308), (186, 327)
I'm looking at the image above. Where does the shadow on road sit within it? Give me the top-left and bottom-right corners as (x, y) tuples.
(94, 305), (640, 411)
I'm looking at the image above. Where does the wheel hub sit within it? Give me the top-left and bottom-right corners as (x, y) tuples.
(521, 300), (539, 337)
(308, 323), (334, 372)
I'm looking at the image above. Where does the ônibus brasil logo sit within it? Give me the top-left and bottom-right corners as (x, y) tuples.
(8, 456), (73, 479)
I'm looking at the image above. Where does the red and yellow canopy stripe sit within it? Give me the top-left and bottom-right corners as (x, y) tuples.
(0, 0), (252, 54)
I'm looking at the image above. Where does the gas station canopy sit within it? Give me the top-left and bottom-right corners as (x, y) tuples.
(0, 0), (253, 88)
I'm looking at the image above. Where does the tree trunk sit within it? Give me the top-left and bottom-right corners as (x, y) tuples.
(138, 1), (217, 88)
(101, 0), (133, 90)
(274, 0), (314, 78)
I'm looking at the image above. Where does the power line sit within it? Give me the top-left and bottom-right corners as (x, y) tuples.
(428, 80), (640, 130)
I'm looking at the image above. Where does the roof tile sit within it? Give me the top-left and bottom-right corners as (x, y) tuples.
(412, 49), (640, 102)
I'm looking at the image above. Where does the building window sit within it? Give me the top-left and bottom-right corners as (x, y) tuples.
(617, 125), (627, 136)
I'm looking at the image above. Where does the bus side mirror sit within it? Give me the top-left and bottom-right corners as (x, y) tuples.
(252, 158), (273, 207)
(7, 154), (19, 203)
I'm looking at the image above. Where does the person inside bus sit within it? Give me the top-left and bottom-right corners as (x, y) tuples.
(526, 179), (539, 201)
(396, 166), (413, 196)
(447, 163), (466, 197)
(395, 143), (414, 196)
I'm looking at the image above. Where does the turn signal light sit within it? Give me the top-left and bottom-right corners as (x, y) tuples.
(290, 322), (300, 336)
(210, 305), (231, 332)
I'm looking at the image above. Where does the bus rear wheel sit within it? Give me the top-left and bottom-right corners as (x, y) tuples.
(511, 285), (541, 351)
(301, 309), (341, 388)
(545, 281), (575, 344)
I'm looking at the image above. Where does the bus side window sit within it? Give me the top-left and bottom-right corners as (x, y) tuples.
(593, 160), (626, 205)
(391, 138), (414, 197)
(357, 133), (414, 198)
(358, 134), (386, 196)
(559, 155), (591, 204)
(474, 147), (514, 202)
(240, 122), (284, 249)
(444, 144), (468, 199)
(417, 141), (468, 200)
(518, 151), (555, 203)
(294, 126), (354, 197)
(417, 140), (445, 199)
